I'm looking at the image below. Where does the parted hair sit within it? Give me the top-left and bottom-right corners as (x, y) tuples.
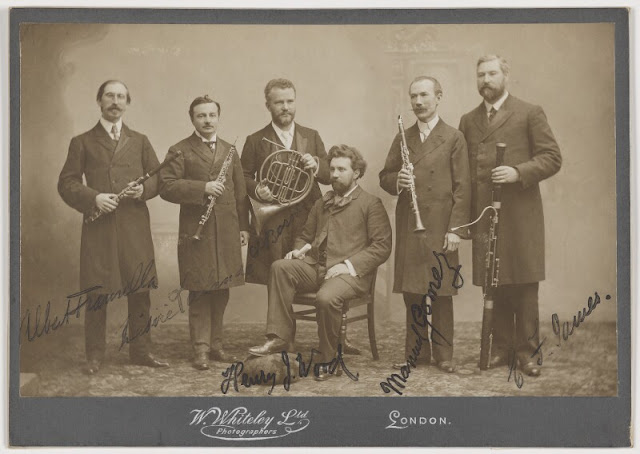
(188, 95), (221, 119)
(328, 144), (367, 178)
(96, 80), (131, 104)
(409, 76), (443, 96)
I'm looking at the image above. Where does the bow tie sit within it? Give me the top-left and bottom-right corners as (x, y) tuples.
(323, 190), (353, 209)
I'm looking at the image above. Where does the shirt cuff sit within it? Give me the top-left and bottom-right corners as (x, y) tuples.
(344, 259), (358, 277)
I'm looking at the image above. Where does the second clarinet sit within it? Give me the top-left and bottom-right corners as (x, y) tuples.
(192, 142), (238, 241)
(398, 115), (426, 233)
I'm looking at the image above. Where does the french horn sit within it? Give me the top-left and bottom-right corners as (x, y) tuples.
(250, 141), (318, 235)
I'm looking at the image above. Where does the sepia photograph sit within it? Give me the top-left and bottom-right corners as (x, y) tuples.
(9, 6), (630, 448)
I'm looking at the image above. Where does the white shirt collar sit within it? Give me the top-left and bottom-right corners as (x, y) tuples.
(194, 129), (217, 143)
(484, 90), (509, 113)
(343, 183), (359, 198)
(271, 121), (296, 146)
(99, 117), (122, 137)
(417, 114), (439, 134)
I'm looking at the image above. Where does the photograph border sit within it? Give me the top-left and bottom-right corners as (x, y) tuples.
(9, 7), (631, 447)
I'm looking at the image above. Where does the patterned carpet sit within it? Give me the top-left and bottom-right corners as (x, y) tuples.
(19, 320), (617, 397)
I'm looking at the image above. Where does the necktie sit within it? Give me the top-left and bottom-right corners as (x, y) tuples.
(281, 131), (292, 149)
(488, 107), (497, 123)
(420, 127), (430, 143)
(206, 141), (216, 152)
(111, 124), (120, 141)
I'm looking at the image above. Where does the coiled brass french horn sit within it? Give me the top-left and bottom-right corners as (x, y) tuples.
(249, 139), (318, 235)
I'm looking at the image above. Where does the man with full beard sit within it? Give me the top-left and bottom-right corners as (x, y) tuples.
(459, 55), (562, 377)
(248, 145), (392, 380)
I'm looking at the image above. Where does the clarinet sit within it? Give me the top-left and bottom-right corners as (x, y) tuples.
(192, 142), (238, 241)
(85, 150), (182, 224)
(398, 115), (426, 233)
(479, 142), (507, 370)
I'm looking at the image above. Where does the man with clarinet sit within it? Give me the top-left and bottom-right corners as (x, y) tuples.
(159, 95), (249, 371)
(380, 76), (471, 373)
(459, 55), (562, 377)
(58, 79), (169, 374)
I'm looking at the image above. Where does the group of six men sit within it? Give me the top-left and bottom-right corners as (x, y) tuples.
(58, 54), (562, 382)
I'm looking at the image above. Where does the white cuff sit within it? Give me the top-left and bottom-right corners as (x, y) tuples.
(344, 259), (358, 277)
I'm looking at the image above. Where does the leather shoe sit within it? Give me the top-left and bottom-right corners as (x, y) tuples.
(314, 366), (334, 382)
(209, 349), (238, 363)
(342, 337), (361, 355)
(248, 337), (290, 357)
(437, 360), (456, 373)
(85, 359), (101, 375)
(130, 353), (169, 368)
(193, 352), (209, 371)
(489, 353), (508, 368)
(520, 361), (542, 377)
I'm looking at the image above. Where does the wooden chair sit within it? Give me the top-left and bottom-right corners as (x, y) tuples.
(292, 270), (379, 361)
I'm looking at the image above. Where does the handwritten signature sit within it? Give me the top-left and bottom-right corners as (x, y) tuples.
(20, 261), (157, 342)
(220, 344), (358, 395)
(380, 251), (463, 395)
(248, 206), (303, 259)
(506, 291), (611, 388)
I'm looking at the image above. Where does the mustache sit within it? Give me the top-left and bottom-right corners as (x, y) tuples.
(108, 105), (122, 110)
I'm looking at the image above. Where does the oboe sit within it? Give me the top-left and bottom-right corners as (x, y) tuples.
(192, 141), (238, 241)
(479, 142), (507, 370)
(398, 115), (426, 233)
(85, 150), (182, 224)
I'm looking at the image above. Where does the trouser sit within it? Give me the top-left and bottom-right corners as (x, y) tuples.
(490, 282), (540, 364)
(267, 259), (359, 362)
(85, 291), (151, 361)
(403, 292), (454, 365)
(188, 289), (230, 355)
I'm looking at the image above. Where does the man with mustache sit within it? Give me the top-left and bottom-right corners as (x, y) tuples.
(459, 55), (562, 377)
(248, 145), (392, 380)
(159, 95), (249, 371)
(379, 76), (471, 373)
(58, 79), (169, 374)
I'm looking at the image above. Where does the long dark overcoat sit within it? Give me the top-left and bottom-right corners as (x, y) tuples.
(58, 123), (160, 294)
(240, 123), (330, 285)
(379, 119), (471, 295)
(458, 95), (562, 286)
(159, 133), (249, 291)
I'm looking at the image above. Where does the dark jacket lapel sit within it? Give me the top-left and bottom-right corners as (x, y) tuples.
(111, 124), (132, 162)
(472, 103), (488, 133)
(261, 123), (285, 155)
(91, 122), (117, 156)
(187, 132), (214, 165)
(480, 95), (514, 141)
(293, 124), (307, 154)
(409, 120), (447, 166)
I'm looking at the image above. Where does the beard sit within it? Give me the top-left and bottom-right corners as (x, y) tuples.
(273, 112), (294, 127)
(479, 84), (505, 103)
(331, 180), (351, 195)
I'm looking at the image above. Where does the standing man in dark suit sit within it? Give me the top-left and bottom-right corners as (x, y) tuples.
(159, 95), (250, 371)
(58, 79), (169, 374)
(459, 55), (562, 376)
(380, 76), (471, 373)
(249, 145), (392, 380)
(241, 78), (330, 285)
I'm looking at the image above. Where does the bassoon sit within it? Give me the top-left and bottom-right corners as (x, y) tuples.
(479, 142), (507, 370)
(85, 150), (182, 224)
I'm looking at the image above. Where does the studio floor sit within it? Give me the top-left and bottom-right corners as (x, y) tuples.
(19, 320), (617, 397)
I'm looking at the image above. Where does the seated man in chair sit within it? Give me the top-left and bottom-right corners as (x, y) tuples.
(249, 144), (392, 379)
